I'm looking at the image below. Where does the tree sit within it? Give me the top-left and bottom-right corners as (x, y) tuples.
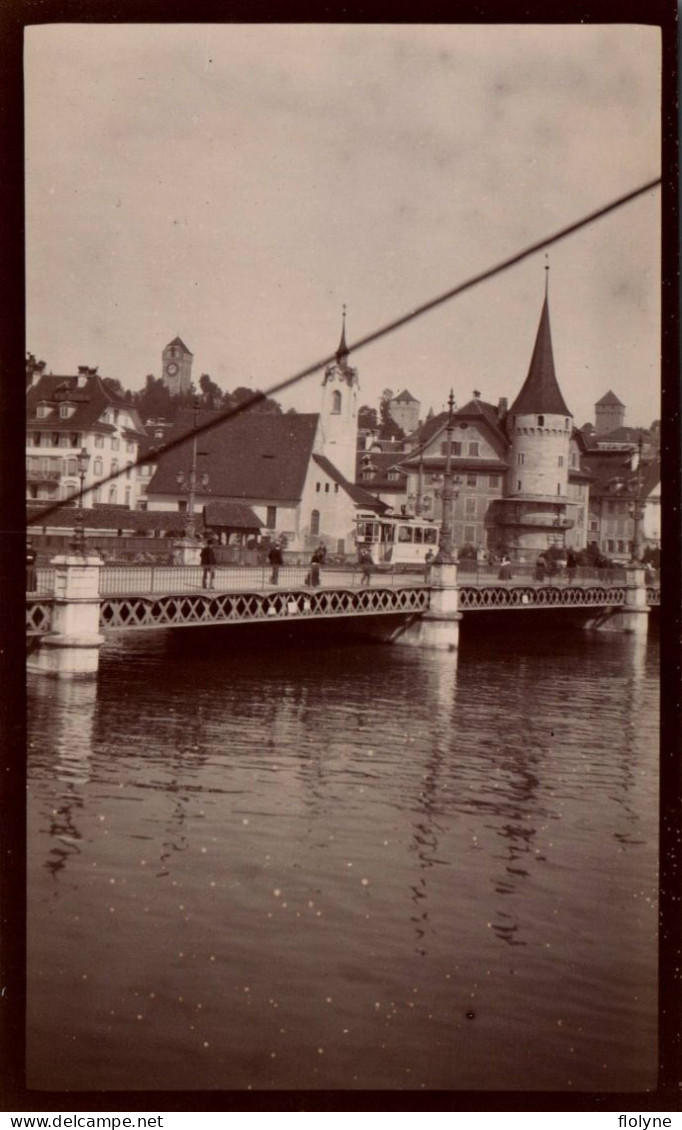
(358, 405), (378, 431)
(199, 373), (223, 408)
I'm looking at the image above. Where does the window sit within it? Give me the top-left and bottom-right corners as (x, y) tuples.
(95, 435), (104, 448)
(36, 403), (50, 418)
(125, 488), (131, 507)
(52, 433), (60, 447)
(266, 506), (276, 529)
(111, 437), (120, 451)
(517, 480), (522, 491)
(93, 487), (101, 504)
(325, 483), (330, 493)
(310, 510), (320, 536)
(316, 482), (321, 492)
(70, 434), (80, 447)
(589, 520), (599, 532)
(571, 452), (577, 467)
(440, 441), (462, 456)
(109, 486), (117, 504)
(126, 462), (133, 479)
(60, 435), (70, 448)
(398, 526), (412, 543)
(465, 498), (476, 517)
(467, 474), (476, 487)
(468, 442), (479, 457)
(34, 432), (42, 447)
(334, 483), (339, 493)
(331, 390), (342, 414)
(111, 461), (119, 476)
(94, 458), (103, 476)
(517, 452), (524, 465)
(617, 540), (625, 552)
(537, 415), (545, 427)
(388, 471), (401, 481)
(67, 457), (78, 476)
(488, 475), (499, 488)
(178, 499), (187, 512)
(607, 539), (615, 552)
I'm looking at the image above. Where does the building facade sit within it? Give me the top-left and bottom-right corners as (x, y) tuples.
(26, 366), (148, 512)
(162, 337), (194, 396)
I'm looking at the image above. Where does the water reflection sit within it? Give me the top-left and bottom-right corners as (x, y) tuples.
(27, 627), (659, 1092)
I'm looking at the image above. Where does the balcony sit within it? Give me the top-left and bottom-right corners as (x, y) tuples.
(26, 469), (62, 484)
(494, 512), (574, 529)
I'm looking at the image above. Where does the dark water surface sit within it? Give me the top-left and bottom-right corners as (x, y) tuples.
(27, 623), (659, 1092)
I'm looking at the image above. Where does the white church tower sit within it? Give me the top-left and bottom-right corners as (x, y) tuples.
(316, 308), (359, 482)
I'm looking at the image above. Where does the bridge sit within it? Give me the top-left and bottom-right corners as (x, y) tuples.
(26, 557), (659, 676)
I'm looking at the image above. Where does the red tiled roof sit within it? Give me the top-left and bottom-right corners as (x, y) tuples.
(148, 409), (320, 502)
(26, 374), (146, 436)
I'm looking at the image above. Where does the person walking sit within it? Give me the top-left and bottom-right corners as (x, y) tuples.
(498, 553), (512, 580)
(268, 541), (283, 585)
(200, 541), (217, 590)
(535, 553), (547, 582)
(26, 539), (37, 592)
(307, 546), (323, 587)
(566, 548), (577, 583)
(359, 548), (373, 586)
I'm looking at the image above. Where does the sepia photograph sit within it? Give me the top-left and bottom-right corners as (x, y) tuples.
(21, 18), (669, 1100)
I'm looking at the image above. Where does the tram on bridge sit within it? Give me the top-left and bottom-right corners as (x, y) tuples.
(355, 513), (439, 568)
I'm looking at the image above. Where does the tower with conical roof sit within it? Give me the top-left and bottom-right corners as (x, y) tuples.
(316, 308), (360, 481)
(496, 274), (575, 554)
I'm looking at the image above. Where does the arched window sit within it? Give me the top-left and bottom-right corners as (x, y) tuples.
(331, 390), (342, 414)
(109, 485), (117, 504)
(310, 509), (320, 536)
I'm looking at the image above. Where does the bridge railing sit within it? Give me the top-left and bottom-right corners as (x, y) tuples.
(97, 562), (423, 596)
(457, 561), (628, 585)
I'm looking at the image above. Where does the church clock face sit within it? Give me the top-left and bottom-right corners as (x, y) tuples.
(166, 362), (179, 376)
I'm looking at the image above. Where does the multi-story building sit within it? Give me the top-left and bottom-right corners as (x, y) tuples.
(26, 363), (148, 511)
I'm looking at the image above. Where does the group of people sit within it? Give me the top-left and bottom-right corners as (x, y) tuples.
(268, 541), (327, 587)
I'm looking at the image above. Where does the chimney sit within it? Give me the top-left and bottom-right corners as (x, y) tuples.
(497, 396), (508, 421)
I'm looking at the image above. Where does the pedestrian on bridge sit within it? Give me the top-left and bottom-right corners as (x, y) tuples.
(498, 553), (512, 581)
(268, 541), (283, 585)
(26, 539), (37, 592)
(535, 553), (547, 582)
(307, 547), (323, 587)
(200, 542), (217, 590)
(359, 548), (373, 586)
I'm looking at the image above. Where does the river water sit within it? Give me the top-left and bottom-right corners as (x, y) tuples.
(27, 620), (659, 1093)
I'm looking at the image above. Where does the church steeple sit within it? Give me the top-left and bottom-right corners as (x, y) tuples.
(336, 305), (349, 364)
(510, 285), (572, 418)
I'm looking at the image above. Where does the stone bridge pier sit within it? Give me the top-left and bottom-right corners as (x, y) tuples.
(393, 561), (462, 652)
(27, 555), (105, 677)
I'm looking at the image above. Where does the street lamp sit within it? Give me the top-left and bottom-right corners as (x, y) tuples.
(630, 434), (645, 563)
(175, 402), (209, 539)
(70, 446), (91, 556)
(438, 390), (459, 563)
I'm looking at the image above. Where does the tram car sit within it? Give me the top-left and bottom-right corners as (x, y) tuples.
(355, 513), (439, 569)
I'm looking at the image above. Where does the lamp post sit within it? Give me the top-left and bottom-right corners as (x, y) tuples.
(175, 402), (209, 540)
(414, 451), (425, 517)
(630, 434), (645, 563)
(70, 446), (91, 556)
(438, 390), (459, 563)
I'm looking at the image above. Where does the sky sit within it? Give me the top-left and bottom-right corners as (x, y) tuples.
(25, 23), (661, 430)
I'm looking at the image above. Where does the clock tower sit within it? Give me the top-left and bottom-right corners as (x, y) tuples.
(162, 336), (194, 396)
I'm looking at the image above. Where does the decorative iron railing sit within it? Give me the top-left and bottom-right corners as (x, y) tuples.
(99, 583), (431, 632)
(458, 583), (628, 610)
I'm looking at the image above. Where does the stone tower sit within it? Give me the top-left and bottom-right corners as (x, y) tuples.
(162, 337), (193, 396)
(595, 390), (625, 435)
(494, 276), (574, 555)
(316, 310), (359, 482)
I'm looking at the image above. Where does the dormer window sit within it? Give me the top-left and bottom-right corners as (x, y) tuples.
(36, 403), (51, 419)
(59, 403), (76, 419)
